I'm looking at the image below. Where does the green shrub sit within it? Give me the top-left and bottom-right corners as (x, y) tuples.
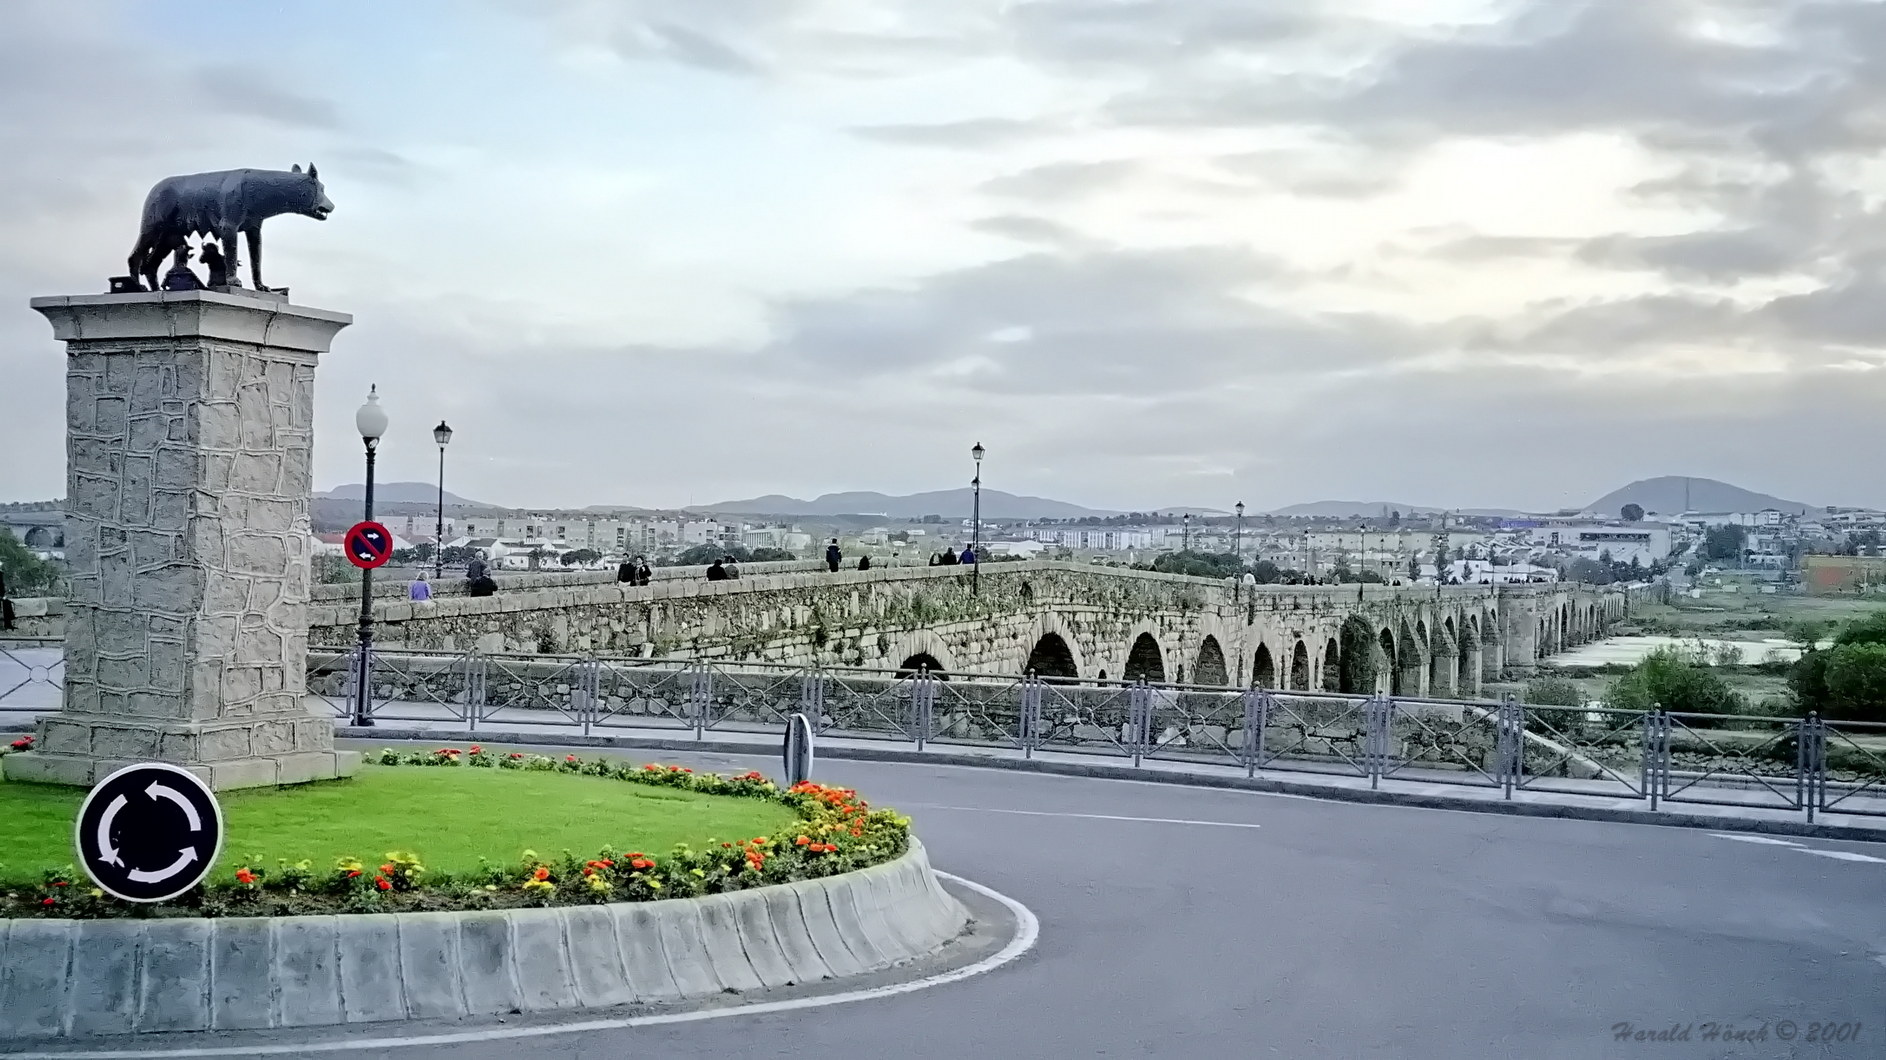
(1604, 648), (1744, 717)
(1524, 677), (1584, 707)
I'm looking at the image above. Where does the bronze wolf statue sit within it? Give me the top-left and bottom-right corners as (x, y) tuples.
(128, 164), (334, 292)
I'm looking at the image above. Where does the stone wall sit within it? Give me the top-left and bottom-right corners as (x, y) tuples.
(2, 598), (63, 639)
(311, 559), (828, 602)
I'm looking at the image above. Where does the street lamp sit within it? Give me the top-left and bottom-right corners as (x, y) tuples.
(432, 420), (453, 579)
(352, 386), (388, 728)
(1234, 501), (1245, 565)
(971, 442), (984, 593)
(1183, 511), (1191, 552)
(1358, 522), (1368, 584)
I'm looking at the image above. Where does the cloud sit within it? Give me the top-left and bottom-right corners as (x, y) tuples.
(980, 159), (1140, 201)
(850, 118), (1049, 149)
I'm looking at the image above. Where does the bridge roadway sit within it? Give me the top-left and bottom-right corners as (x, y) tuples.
(102, 742), (1885, 1060)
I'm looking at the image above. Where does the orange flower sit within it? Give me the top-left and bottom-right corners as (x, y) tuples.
(532, 866), (551, 881)
(380, 863), (396, 875)
(794, 836), (811, 846)
(375, 876), (392, 891)
(721, 842), (733, 848)
(631, 858), (654, 870)
(235, 868), (257, 884)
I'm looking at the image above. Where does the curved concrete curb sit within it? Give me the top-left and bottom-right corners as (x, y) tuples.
(0, 841), (965, 1039)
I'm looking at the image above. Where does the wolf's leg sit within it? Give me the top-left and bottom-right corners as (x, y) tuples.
(246, 228), (265, 290)
(217, 227), (243, 287)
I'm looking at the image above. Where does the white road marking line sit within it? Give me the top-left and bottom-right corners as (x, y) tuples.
(0, 871), (1038, 1059)
(1798, 849), (1886, 864)
(1707, 833), (1805, 847)
(904, 804), (1264, 829)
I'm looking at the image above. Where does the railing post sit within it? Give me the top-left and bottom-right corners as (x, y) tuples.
(1366, 695), (1392, 790)
(1240, 689), (1267, 778)
(1642, 707), (1666, 811)
(913, 668), (935, 751)
(1800, 712), (1825, 823)
(574, 657), (599, 737)
(1021, 672), (1042, 758)
(1129, 680), (1152, 767)
(689, 661), (712, 741)
(1499, 693), (1522, 800)
(799, 666), (825, 734)
(466, 652), (487, 732)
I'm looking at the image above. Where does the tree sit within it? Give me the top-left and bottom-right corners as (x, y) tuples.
(1702, 524), (1748, 561)
(1605, 648), (1743, 715)
(1525, 676), (1585, 706)
(748, 547), (797, 562)
(560, 548), (602, 566)
(1389, 509), (1402, 528)
(1408, 554), (1421, 579)
(439, 545), (480, 566)
(1621, 503), (1644, 522)
(0, 528), (61, 596)
(1148, 550), (1242, 579)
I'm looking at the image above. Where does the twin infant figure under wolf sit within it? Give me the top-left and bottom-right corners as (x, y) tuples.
(125, 163), (335, 293)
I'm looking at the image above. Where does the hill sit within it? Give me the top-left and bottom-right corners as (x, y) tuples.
(700, 488), (1111, 520)
(1585, 477), (1812, 517)
(1262, 499), (1525, 518)
(320, 483), (493, 508)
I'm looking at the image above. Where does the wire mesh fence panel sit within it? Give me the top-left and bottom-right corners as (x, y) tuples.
(927, 675), (1029, 751)
(820, 669), (920, 742)
(476, 652), (605, 730)
(699, 662), (812, 734)
(1252, 691), (1376, 777)
(1142, 686), (1252, 769)
(306, 647), (359, 719)
(0, 638), (61, 722)
(591, 660), (702, 733)
(1374, 697), (1512, 787)
(1658, 713), (1806, 811)
(1031, 680), (1139, 760)
(1511, 704), (1649, 798)
(1818, 719), (1886, 818)
(360, 650), (487, 726)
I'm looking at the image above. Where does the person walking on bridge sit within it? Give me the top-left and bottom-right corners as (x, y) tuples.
(706, 559), (728, 581)
(825, 540), (842, 572)
(858, 555), (872, 571)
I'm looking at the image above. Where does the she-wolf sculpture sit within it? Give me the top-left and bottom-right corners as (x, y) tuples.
(127, 164), (334, 292)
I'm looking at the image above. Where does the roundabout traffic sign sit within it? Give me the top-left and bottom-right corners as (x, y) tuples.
(345, 520), (393, 570)
(74, 762), (223, 903)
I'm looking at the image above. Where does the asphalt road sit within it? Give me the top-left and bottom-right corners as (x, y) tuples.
(263, 745), (1883, 1060)
(15, 746), (1886, 1060)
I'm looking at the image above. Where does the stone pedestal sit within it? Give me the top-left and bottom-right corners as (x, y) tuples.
(3, 290), (359, 789)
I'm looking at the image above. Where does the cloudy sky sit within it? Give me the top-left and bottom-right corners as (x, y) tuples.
(4, 0), (1885, 513)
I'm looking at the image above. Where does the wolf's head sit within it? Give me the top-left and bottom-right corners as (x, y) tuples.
(289, 163), (335, 220)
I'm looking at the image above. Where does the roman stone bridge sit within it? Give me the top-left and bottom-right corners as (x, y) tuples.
(308, 562), (1628, 697)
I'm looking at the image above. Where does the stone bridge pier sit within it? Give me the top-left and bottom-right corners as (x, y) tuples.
(311, 562), (1630, 698)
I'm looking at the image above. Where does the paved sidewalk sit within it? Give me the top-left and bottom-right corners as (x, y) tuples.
(334, 710), (1886, 845)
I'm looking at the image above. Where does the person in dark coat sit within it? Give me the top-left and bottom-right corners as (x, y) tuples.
(635, 557), (652, 586)
(617, 559), (636, 583)
(825, 540), (842, 572)
(928, 553), (941, 566)
(858, 555), (872, 571)
(467, 574), (497, 597)
(706, 559), (728, 581)
(941, 547), (958, 565)
(0, 568), (12, 631)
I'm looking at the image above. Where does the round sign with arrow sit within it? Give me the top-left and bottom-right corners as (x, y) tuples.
(74, 762), (223, 903)
(345, 520), (394, 570)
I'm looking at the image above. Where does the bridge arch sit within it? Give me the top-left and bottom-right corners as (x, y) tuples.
(1251, 642), (1276, 689)
(1123, 630), (1169, 683)
(884, 630), (957, 676)
(1194, 634), (1230, 686)
(1289, 639), (1311, 691)
(1024, 612), (1089, 679)
(1023, 634), (1079, 680)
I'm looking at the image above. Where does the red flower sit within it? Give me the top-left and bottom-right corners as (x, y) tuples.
(794, 835), (811, 846)
(380, 863), (396, 875)
(533, 866), (551, 881)
(375, 876), (392, 891)
(630, 858), (654, 870)
(669, 765), (682, 772)
(681, 767), (693, 773)
(509, 752), (524, 759)
(470, 745), (483, 753)
(41, 897), (55, 906)
(566, 754), (579, 762)
(52, 880), (68, 887)
(235, 868), (257, 884)
(722, 842), (733, 848)
(347, 870), (362, 878)
(582, 867), (594, 876)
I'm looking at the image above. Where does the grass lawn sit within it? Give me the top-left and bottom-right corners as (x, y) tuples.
(0, 763), (799, 881)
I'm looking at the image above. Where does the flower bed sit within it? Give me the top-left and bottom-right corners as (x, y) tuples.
(0, 749), (909, 920)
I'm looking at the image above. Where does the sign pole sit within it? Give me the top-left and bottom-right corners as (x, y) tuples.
(784, 712), (814, 787)
(355, 440), (379, 728)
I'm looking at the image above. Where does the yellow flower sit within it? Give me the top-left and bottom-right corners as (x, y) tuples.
(89, 888), (103, 898)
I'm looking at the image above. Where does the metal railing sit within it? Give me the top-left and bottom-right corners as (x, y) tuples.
(9, 638), (1883, 823)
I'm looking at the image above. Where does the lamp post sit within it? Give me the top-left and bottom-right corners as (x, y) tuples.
(970, 442), (984, 593)
(1182, 511), (1191, 552)
(1234, 501), (1245, 565)
(353, 386), (388, 727)
(432, 420), (453, 579)
(1358, 522), (1368, 584)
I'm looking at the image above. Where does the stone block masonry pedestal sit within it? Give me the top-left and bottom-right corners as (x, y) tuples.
(4, 290), (359, 790)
